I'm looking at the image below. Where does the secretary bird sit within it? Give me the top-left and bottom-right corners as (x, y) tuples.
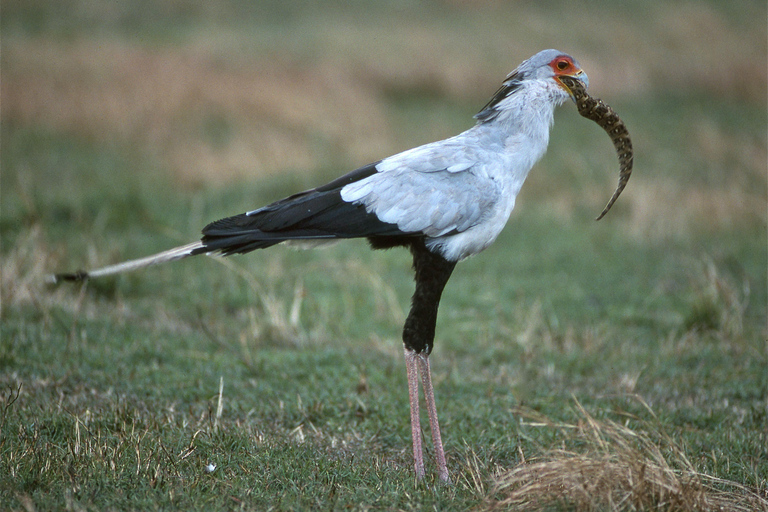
(51, 49), (633, 483)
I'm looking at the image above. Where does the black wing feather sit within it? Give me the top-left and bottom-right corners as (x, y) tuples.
(196, 162), (415, 256)
(475, 74), (522, 123)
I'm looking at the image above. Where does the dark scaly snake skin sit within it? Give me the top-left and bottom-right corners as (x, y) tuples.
(560, 76), (633, 220)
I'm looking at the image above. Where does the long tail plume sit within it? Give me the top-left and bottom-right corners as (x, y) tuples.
(46, 241), (206, 284)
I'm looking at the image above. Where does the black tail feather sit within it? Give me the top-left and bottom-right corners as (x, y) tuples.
(199, 162), (413, 256)
(48, 270), (89, 283)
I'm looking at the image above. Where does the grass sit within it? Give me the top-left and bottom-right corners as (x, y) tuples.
(487, 400), (765, 511)
(2, 0), (767, 510)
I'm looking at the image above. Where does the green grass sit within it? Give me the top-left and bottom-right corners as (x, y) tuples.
(2, 1), (767, 510)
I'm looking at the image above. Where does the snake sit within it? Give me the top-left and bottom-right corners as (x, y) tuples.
(560, 75), (633, 220)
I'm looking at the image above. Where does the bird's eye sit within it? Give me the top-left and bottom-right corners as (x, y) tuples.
(557, 60), (569, 71)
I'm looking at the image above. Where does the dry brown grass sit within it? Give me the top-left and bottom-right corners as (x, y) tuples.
(2, 38), (394, 186)
(622, 179), (767, 241)
(482, 401), (768, 512)
(3, 2), (765, 187)
(583, 3), (766, 101)
(0, 226), (70, 318)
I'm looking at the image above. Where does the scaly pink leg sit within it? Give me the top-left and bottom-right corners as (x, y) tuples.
(416, 352), (449, 483)
(404, 347), (425, 479)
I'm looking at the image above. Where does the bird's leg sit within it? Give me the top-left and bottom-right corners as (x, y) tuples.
(404, 347), (426, 479)
(415, 351), (449, 483)
(402, 241), (456, 483)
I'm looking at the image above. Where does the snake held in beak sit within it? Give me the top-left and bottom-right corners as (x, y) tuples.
(560, 75), (633, 220)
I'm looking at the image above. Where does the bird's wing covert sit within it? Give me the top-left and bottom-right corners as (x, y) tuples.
(341, 166), (500, 238)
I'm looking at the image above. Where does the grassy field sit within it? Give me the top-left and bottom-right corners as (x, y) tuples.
(2, 1), (767, 510)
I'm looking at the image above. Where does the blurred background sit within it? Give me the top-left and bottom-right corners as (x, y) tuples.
(3, 0), (765, 219)
(2, 0), (766, 340)
(1, 2), (766, 507)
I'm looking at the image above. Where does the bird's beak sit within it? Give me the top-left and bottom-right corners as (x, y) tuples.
(557, 70), (589, 101)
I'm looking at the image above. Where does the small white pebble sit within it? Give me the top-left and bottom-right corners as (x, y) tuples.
(205, 463), (217, 473)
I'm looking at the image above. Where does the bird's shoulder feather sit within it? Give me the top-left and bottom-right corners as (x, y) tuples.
(341, 136), (504, 238)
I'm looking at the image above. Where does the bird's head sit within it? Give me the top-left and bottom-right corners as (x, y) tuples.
(511, 49), (589, 99)
(549, 54), (589, 101)
(476, 49), (589, 122)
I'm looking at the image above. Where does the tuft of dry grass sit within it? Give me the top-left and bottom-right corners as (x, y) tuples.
(680, 257), (750, 341)
(483, 401), (768, 512)
(0, 226), (70, 318)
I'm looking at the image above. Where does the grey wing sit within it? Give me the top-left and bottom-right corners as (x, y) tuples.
(340, 166), (501, 238)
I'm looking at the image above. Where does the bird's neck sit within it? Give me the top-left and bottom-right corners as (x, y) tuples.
(476, 79), (567, 168)
(488, 80), (568, 135)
